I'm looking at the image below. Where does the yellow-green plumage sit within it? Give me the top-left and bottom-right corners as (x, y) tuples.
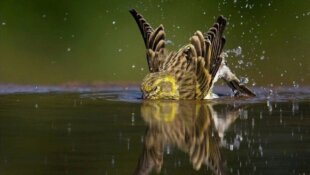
(130, 9), (255, 100)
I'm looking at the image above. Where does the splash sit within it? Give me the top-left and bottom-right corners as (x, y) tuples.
(224, 46), (242, 57)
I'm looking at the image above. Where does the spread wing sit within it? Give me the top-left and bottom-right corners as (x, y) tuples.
(188, 16), (227, 81)
(130, 9), (166, 72)
(204, 16), (227, 80)
(176, 16), (227, 99)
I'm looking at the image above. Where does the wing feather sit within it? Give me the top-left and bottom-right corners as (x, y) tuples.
(130, 9), (166, 72)
(149, 25), (165, 51)
(205, 16), (227, 77)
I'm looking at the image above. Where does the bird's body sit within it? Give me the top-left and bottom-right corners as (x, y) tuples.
(130, 9), (255, 100)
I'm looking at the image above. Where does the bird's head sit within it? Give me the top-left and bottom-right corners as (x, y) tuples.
(141, 72), (179, 100)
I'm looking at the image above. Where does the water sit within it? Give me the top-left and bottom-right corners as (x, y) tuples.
(0, 85), (309, 175)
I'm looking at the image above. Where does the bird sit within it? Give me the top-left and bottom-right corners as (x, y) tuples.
(129, 9), (256, 100)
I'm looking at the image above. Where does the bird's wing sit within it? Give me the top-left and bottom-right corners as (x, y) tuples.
(204, 16), (227, 82)
(130, 9), (165, 72)
(184, 16), (226, 98)
(190, 16), (255, 98)
(203, 17), (255, 97)
(188, 31), (222, 98)
(194, 56), (212, 99)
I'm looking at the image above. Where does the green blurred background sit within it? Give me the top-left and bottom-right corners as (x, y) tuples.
(0, 0), (309, 86)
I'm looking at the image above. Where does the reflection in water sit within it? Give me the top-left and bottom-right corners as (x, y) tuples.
(135, 101), (244, 175)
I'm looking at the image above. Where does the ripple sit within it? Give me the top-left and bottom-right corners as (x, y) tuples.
(0, 84), (309, 104)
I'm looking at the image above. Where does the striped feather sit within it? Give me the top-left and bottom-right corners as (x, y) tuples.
(131, 9), (255, 99)
(205, 16), (227, 77)
(130, 9), (166, 72)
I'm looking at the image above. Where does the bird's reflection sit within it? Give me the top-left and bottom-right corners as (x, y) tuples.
(134, 100), (243, 175)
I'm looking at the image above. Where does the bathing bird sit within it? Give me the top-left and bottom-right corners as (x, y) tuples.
(130, 9), (255, 99)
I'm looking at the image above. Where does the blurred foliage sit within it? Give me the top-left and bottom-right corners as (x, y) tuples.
(0, 0), (309, 86)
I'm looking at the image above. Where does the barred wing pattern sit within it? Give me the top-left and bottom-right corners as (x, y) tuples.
(130, 9), (165, 72)
(130, 9), (255, 99)
(205, 16), (227, 79)
(159, 16), (227, 98)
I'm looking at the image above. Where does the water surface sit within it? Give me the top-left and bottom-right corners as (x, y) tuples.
(0, 85), (309, 175)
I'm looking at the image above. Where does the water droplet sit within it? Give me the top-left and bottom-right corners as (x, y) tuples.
(165, 39), (174, 45)
(127, 138), (130, 150)
(267, 100), (272, 113)
(67, 123), (72, 134)
(235, 46), (242, 56)
(292, 102), (299, 114)
(111, 156), (115, 165)
(140, 136), (144, 143)
(230, 144), (234, 151)
(177, 159), (181, 167)
(166, 145), (171, 154)
(292, 81), (299, 88)
(241, 110), (248, 119)
(235, 47), (243, 57)
(240, 77), (249, 85)
(131, 112), (135, 125)
(291, 130), (295, 137)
